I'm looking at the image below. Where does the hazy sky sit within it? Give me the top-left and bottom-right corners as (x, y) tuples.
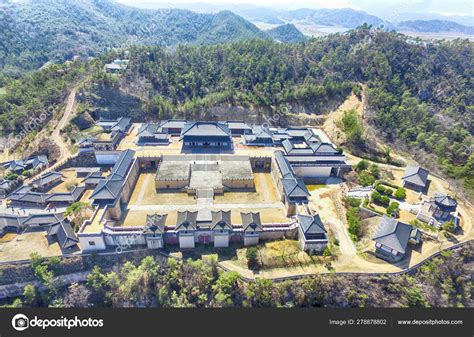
(116, 0), (474, 17)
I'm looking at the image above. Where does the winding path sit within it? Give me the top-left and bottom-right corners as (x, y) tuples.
(51, 89), (76, 161)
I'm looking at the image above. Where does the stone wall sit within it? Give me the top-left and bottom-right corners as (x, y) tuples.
(250, 156), (272, 172)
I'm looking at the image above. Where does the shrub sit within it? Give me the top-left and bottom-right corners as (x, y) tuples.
(375, 184), (386, 194)
(22, 169), (33, 177)
(441, 220), (456, 233)
(347, 207), (362, 240)
(371, 191), (382, 203)
(386, 202), (400, 217)
(65, 201), (88, 217)
(246, 247), (260, 270)
(356, 159), (369, 172)
(358, 171), (375, 186)
(323, 246), (332, 257)
(341, 109), (364, 145)
(5, 173), (18, 180)
(369, 164), (380, 178)
(380, 195), (391, 207)
(384, 188), (393, 197)
(344, 196), (362, 208)
(394, 187), (406, 200)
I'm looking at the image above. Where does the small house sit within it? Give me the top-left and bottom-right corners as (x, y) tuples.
(372, 216), (418, 262)
(158, 120), (187, 135)
(211, 210), (232, 247)
(226, 121), (253, 136)
(175, 211), (198, 248)
(143, 213), (167, 249)
(136, 123), (169, 145)
(402, 166), (429, 192)
(297, 214), (328, 253)
(241, 212), (263, 246)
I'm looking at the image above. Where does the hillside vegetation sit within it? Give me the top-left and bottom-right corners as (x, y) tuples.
(3, 243), (472, 308)
(266, 24), (307, 43)
(0, 0), (269, 76)
(117, 28), (472, 194)
(1, 27), (472, 195)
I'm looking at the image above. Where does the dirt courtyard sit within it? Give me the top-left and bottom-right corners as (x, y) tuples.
(129, 172), (195, 205)
(0, 232), (61, 262)
(129, 172), (281, 206)
(47, 168), (82, 193)
(214, 173), (280, 204)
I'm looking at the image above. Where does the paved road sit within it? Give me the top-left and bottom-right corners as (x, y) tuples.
(0, 271), (89, 299)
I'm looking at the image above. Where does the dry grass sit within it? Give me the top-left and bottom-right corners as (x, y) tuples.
(399, 210), (417, 223)
(234, 240), (326, 270)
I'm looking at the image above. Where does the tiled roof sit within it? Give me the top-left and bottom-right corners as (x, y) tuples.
(241, 212), (263, 232)
(433, 193), (458, 210)
(281, 177), (310, 198)
(175, 211), (198, 231)
(211, 210), (232, 230)
(47, 221), (78, 249)
(91, 149), (135, 201)
(297, 214), (327, 237)
(226, 120), (252, 130)
(181, 121), (231, 138)
(22, 213), (64, 226)
(143, 214), (167, 234)
(373, 216), (412, 254)
(402, 166), (429, 187)
(31, 171), (63, 187)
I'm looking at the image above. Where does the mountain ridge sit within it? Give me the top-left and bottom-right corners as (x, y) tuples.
(0, 0), (274, 75)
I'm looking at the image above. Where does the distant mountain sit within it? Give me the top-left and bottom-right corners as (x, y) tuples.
(387, 12), (474, 27)
(0, 0), (269, 76)
(396, 20), (474, 35)
(266, 24), (307, 43)
(278, 8), (390, 29)
(127, 3), (473, 39)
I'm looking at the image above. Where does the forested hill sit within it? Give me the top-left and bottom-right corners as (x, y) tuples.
(266, 24), (307, 43)
(120, 28), (472, 194)
(0, 0), (269, 76)
(1, 27), (472, 194)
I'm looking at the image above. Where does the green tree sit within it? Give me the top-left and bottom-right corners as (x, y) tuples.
(23, 284), (38, 306)
(246, 247), (260, 270)
(341, 109), (364, 145)
(394, 187), (406, 200)
(245, 278), (275, 307)
(356, 159), (369, 172)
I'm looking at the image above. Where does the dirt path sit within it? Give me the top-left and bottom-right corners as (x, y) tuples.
(51, 89), (76, 161)
(26, 90), (77, 183)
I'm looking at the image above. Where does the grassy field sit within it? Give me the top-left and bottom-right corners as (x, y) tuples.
(0, 87), (6, 96)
